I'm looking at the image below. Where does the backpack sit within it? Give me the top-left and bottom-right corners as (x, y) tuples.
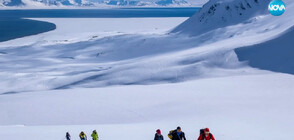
(199, 129), (212, 140)
(200, 129), (205, 136)
(80, 133), (86, 138)
(168, 130), (175, 140)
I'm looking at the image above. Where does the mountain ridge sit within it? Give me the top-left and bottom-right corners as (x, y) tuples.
(172, 0), (271, 36)
(0, 0), (208, 8)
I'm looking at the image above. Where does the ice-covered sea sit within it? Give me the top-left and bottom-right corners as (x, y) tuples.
(0, 8), (199, 42)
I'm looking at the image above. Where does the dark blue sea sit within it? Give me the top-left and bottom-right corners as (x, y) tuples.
(0, 8), (200, 18)
(0, 8), (200, 42)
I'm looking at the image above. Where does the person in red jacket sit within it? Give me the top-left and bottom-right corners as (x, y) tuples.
(197, 128), (215, 140)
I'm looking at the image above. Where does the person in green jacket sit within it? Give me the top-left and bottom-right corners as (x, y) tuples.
(91, 130), (99, 140)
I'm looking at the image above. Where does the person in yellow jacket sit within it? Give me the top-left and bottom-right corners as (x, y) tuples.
(91, 130), (99, 140)
(80, 131), (87, 140)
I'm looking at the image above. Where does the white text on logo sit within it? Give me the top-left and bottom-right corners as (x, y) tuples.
(268, 5), (286, 11)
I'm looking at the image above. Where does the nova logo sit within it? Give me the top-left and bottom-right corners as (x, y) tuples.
(268, 0), (286, 16)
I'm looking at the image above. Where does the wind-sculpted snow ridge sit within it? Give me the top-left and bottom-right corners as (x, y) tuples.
(172, 0), (271, 36)
(235, 26), (294, 75)
(0, 33), (251, 94)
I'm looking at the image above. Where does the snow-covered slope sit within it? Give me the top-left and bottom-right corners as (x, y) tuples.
(235, 26), (294, 75)
(1, 73), (294, 140)
(172, 0), (270, 36)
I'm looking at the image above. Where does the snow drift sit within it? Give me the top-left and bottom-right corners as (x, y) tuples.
(235, 26), (294, 75)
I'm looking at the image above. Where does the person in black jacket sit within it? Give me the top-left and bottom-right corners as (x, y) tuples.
(66, 132), (71, 140)
(172, 127), (186, 140)
(154, 129), (164, 140)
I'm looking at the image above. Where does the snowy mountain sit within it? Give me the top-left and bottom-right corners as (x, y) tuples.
(1, 0), (24, 6)
(106, 0), (190, 6)
(172, 0), (270, 35)
(104, 0), (152, 6)
(155, 0), (188, 6)
(1, 0), (94, 7)
(0, 1), (4, 6)
(0, 0), (207, 7)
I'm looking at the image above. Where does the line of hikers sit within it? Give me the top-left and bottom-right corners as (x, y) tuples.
(162, 127), (215, 140)
(66, 130), (98, 140)
(65, 127), (215, 140)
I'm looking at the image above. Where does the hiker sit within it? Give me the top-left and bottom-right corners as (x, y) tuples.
(91, 130), (99, 140)
(198, 128), (215, 140)
(154, 129), (164, 140)
(168, 126), (186, 140)
(80, 131), (87, 140)
(66, 132), (71, 140)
